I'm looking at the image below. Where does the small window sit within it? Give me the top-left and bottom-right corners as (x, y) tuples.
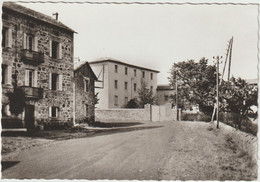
(125, 82), (128, 90)
(150, 86), (153, 92)
(164, 95), (169, 101)
(134, 69), (136, 77)
(125, 67), (128, 75)
(28, 70), (33, 87)
(2, 65), (11, 85)
(114, 80), (118, 89)
(142, 71), (145, 78)
(2, 28), (7, 47)
(50, 106), (59, 118)
(115, 65), (118, 73)
(114, 95), (118, 106)
(2, 65), (7, 84)
(52, 41), (59, 59)
(124, 97), (128, 105)
(51, 73), (58, 90)
(84, 79), (89, 92)
(151, 73), (153, 80)
(27, 34), (33, 52)
(134, 83), (137, 91)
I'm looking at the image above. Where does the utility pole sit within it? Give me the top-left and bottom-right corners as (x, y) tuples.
(213, 56), (222, 129)
(175, 71), (178, 121)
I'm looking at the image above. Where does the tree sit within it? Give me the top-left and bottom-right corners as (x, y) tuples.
(138, 81), (155, 108)
(125, 98), (140, 108)
(168, 58), (217, 113)
(6, 73), (26, 116)
(220, 77), (258, 128)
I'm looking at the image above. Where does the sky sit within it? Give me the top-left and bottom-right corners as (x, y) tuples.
(10, 0), (259, 84)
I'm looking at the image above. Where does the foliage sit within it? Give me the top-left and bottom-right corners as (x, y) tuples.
(169, 58), (217, 113)
(6, 74), (26, 116)
(138, 81), (155, 108)
(125, 98), (140, 108)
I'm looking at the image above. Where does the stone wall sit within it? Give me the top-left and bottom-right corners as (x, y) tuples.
(95, 104), (179, 122)
(2, 5), (74, 126)
(74, 63), (96, 123)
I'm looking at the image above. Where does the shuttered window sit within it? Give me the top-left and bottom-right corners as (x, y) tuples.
(49, 73), (63, 91)
(2, 65), (12, 85)
(2, 28), (12, 48)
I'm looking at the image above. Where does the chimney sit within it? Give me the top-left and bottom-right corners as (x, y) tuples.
(52, 12), (59, 20)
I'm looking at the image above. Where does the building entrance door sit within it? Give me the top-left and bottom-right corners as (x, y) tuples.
(25, 105), (35, 129)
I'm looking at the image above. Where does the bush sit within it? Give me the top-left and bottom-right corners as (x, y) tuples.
(219, 112), (257, 136)
(1, 116), (23, 128)
(182, 112), (211, 122)
(43, 121), (73, 130)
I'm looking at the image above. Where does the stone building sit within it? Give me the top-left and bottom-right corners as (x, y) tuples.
(74, 61), (97, 123)
(89, 59), (159, 109)
(156, 84), (175, 105)
(2, 2), (75, 128)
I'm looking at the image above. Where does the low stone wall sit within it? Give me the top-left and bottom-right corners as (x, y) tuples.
(219, 122), (257, 162)
(95, 108), (149, 121)
(95, 104), (179, 122)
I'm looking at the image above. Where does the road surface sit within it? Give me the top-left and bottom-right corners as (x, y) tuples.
(1, 121), (256, 180)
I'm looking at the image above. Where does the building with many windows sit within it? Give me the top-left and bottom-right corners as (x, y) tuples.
(89, 59), (159, 109)
(2, 2), (75, 128)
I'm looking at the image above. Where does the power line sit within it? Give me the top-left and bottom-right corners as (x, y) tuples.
(4, 1), (260, 6)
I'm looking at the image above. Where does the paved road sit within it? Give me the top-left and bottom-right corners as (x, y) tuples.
(1, 121), (256, 180)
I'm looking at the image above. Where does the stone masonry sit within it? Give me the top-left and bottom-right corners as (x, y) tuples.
(2, 2), (75, 127)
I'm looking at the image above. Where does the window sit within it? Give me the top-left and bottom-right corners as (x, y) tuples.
(164, 95), (169, 101)
(28, 70), (33, 86)
(125, 67), (128, 75)
(142, 71), (145, 78)
(50, 40), (62, 59)
(2, 65), (11, 85)
(114, 95), (118, 106)
(124, 97), (128, 105)
(25, 69), (38, 87)
(49, 73), (63, 91)
(84, 79), (89, 92)
(151, 73), (153, 80)
(134, 69), (136, 77)
(134, 83), (137, 91)
(150, 86), (153, 92)
(114, 80), (118, 89)
(115, 65), (118, 73)
(50, 106), (59, 118)
(52, 41), (58, 59)
(125, 82), (128, 90)
(23, 33), (38, 52)
(85, 104), (89, 116)
(2, 28), (12, 48)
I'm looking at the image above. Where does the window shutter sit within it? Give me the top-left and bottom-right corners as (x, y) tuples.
(33, 36), (38, 52)
(7, 29), (12, 48)
(23, 33), (27, 49)
(25, 70), (29, 86)
(58, 74), (63, 91)
(56, 107), (59, 117)
(49, 39), (52, 57)
(49, 107), (52, 117)
(6, 66), (12, 85)
(49, 73), (52, 90)
(58, 43), (62, 59)
(33, 70), (38, 87)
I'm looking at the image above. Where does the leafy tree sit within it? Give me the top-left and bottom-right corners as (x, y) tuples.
(138, 81), (155, 108)
(125, 98), (140, 108)
(6, 73), (26, 116)
(220, 77), (258, 128)
(168, 58), (217, 113)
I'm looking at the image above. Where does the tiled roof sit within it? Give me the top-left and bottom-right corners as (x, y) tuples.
(3, 2), (75, 33)
(89, 58), (160, 73)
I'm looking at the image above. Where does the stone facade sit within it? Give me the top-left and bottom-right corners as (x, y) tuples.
(89, 59), (159, 109)
(2, 2), (75, 128)
(74, 61), (97, 123)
